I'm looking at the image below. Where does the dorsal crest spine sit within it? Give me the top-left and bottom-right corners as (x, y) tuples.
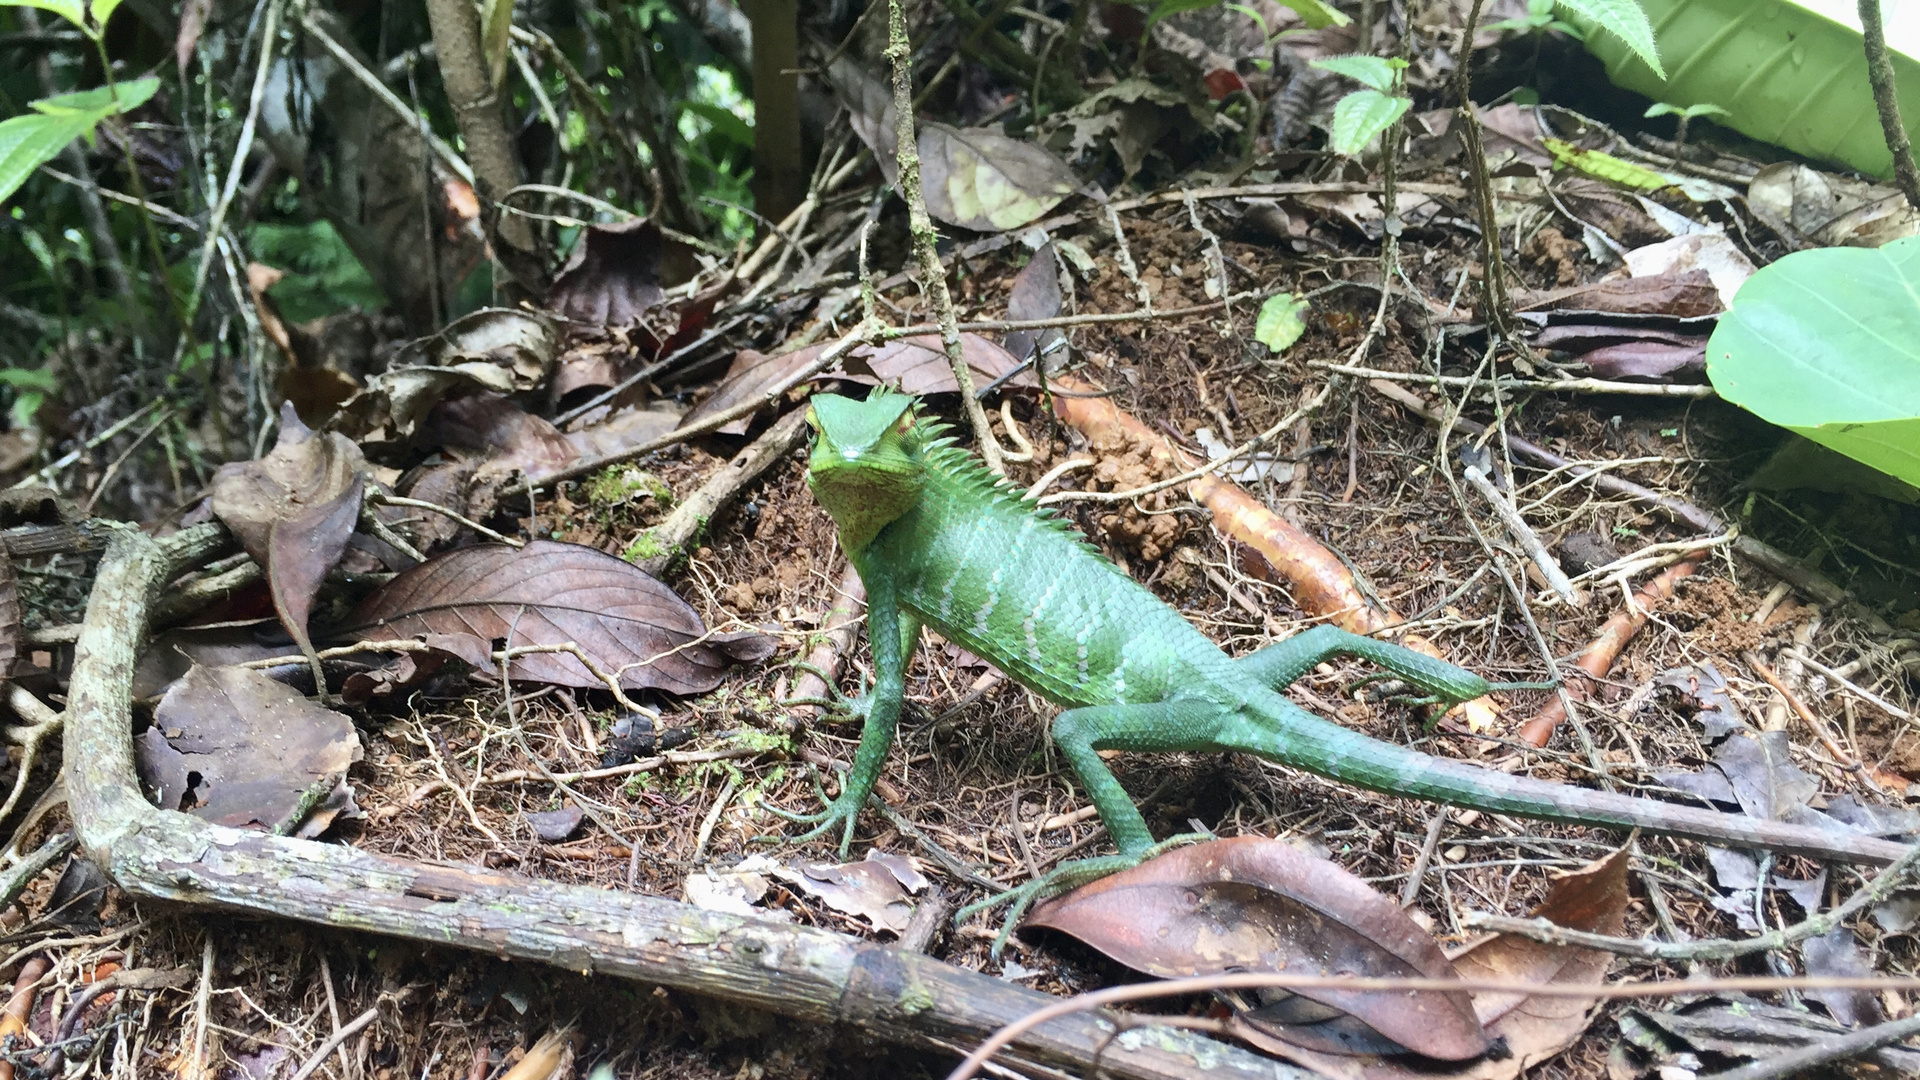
(907, 418), (1105, 558)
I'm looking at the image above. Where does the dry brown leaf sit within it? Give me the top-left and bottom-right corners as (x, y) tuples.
(546, 219), (698, 328)
(209, 401), (367, 666)
(1026, 836), (1488, 1061)
(337, 540), (774, 695)
(135, 665), (364, 837)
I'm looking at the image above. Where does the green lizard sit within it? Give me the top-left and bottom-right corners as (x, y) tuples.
(774, 388), (1907, 932)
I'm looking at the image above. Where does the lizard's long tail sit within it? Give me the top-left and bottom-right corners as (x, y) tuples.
(1262, 708), (1910, 864)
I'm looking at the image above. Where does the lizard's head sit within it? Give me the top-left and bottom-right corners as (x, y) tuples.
(806, 388), (926, 556)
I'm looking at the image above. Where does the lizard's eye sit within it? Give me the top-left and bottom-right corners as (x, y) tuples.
(804, 406), (819, 430)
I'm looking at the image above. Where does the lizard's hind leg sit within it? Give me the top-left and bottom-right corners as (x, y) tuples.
(1237, 625), (1494, 704)
(959, 698), (1235, 956)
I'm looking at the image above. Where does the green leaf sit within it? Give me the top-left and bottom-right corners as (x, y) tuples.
(1541, 136), (1671, 189)
(87, 0), (121, 30)
(1309, 54), (1403, 92)
(1325, 89), (1410, 156)
(0, 111), (95, 204)
(0, 0), (87, 34)
(0, 367), (58, 391)
(1707, 237), (1920, 488)
(1270, 0), (1348, 29)
(681, 100), (753, 148)
(1254, 293), (1308, 354)
(1553, 0), (1663, 78)
(32, 76), (161, 117)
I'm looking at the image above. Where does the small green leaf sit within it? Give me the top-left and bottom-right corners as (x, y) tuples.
(1708, 237), (1920, 488)
(0, 111), (95, 204)
(1270, 0), (1348, 29)
(681, 100), (752, 148)
(1309, 54), (1403, 92)
(1254, 293), (1308, 354)
(0, 0), (87, 34)
(32, 76), (161, 117)
(1325, 89), (1410, 156)
(1541, 137), (1671, 189)
(0, 367), (58, 391)
(1552, 0), (1663, 78)
(87, 0), (121, 31)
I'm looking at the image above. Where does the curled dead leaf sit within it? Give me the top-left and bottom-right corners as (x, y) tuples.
(209, 402), (367, 666)
(1025, 836), (1487, 1061)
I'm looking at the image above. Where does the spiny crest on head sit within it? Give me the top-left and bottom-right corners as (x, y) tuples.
(909, 419), (1106, 559)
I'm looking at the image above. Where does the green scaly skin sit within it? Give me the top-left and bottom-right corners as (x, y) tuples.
(777, 389), (1908, 938)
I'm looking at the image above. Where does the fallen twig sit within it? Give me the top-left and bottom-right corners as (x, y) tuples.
(1317, 362), (1716, 398)
(632, 407), (811, 577)
(1465, 839), (1920, 960)
(1516, 558), (1702, 747)
(60, 524), (1289, 1080)
(514, 317), (879, 494)
(1460, 455), (1579, 604)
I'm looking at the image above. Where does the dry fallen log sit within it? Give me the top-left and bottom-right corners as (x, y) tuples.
(64, 523), (1295, 1080)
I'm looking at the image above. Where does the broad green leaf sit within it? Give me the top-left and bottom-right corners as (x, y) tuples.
(1541, 137), (1671, 188)
(0, 368), (58, 391)
(0, 0), (87, 33)
(32, 76), (160, 117)
(88, 0), (121, 30)
(1707, 237), (1920, 488)
(680, 100), (753, 148)
(1309, 55), (1404, 92)
(1272, 0), (1348, 28)
(1254, 293), (1308, 354)
(1325, 89), (1410, 156)
(1554, 0), (1664, 77)
(0, 111), (95, 203)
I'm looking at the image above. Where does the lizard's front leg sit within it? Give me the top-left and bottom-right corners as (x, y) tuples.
(764, 577), (914, 855)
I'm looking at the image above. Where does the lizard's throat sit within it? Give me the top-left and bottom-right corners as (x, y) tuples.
(808, 464), (922, 555)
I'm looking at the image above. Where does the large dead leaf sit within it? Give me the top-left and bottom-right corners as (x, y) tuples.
(681, 334), (1036, 434)
(336, 541), (774, 695)
(918, 124), (1078, 232)
(1510, 270), (1722, 317)
(1004, 243), (1064, 365)
(416, 392), (579, 482)
(134, 665), (363, 838)
(820, 55), (1075, 232)
(1278, 849), (1631, 1080)
(1025, 836), (1487, 1061)
(546, 219), (698, 328)
(389, 308), (559, 391)
(209, 402), (367, 666)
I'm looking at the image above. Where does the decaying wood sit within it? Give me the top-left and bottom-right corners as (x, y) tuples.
(63, 525), (1297, 1080)
(1515, 558), (1701, 747)
(634, 407), (811, 577)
